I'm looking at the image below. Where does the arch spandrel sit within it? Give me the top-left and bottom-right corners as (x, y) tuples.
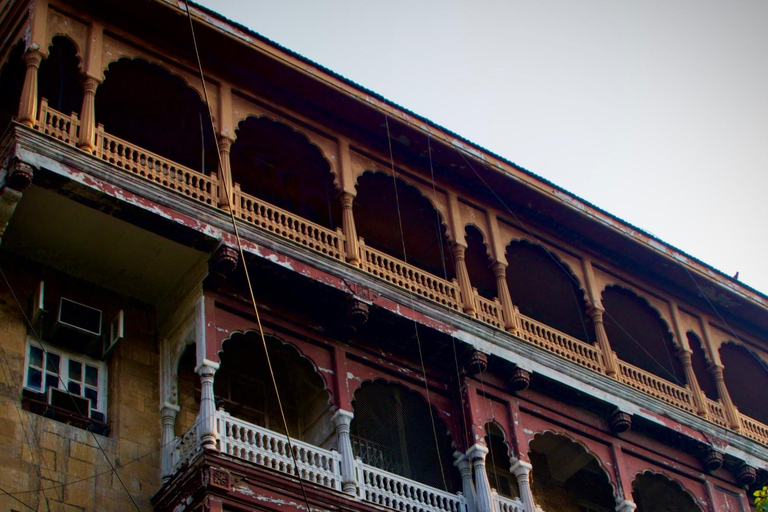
(458, 201), (490, 241)
(44, 8), (87, 69)
(101, 35), (215, 102)
(231, 94), (341, 189)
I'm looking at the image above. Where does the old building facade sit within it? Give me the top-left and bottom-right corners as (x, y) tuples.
(0, 1), (766, 511)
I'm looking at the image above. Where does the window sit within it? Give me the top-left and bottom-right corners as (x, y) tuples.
(22, 339), (107, 433)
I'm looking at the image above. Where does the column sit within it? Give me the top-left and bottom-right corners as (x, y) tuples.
(160, 404), (180, 481)
(77, 76), (100, 153)
(616, 501), (637, 512)
(709, 364), (741, 430)
(587, 304), (618, 378)
(455, 453), (477, 512)
(467, 444), (494, 512)
(491, 262), (517, 333)
(196, 360), (220, 450)
(452, 243), (477, 316)
(340, 192), (360, 266)
(675, 347), (708, 418)
(511, 460), (536, 512)
(18, 48), (44, 127)
(332, 409), (357, 495)
(217, 136), (234, 211)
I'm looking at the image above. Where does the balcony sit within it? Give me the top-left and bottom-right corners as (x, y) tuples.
(174, 410), (467, 512)
(30, 103), (768, 447)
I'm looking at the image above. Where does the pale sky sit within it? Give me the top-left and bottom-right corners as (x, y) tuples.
(195, 0), (768, 296)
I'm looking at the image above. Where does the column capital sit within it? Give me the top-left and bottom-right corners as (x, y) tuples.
(23, 48), (44, 67)
(587, 303), (605, 318)
(332, 409), (354, 427)
(453, 452), (471, 471)
(195, 359), (220, 375)
(339, 190), (355, 208)
(217, 134), (235, 151)
(467, 443), (489, 462)
(81, 75), (101, 93)
(510, 459), (532, 477)
(160, 403), (181, 415)
(451, 242), (468, 257)
(491, 261), (507, 276)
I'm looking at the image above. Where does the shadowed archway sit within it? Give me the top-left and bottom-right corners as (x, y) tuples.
(720, 342), (768, 424)
(632, 472), (702, 512)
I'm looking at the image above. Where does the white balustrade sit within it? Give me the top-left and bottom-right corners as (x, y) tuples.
(493, 491), (525, 512)
(172, 423), (201, 469)
(216, 411), (343, 490)
(357, 459), (467, 512)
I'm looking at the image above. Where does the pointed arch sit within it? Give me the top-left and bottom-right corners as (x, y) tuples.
(95, 58), (218, 174)
(505, 240), (593, 342)
(350, 379), (460, 492)
(355, 171), (454, 280)
(230, 115), (342, 230)
(214, 331), (334, 446)
(602, 286), (685, 385)
(719, 341), (768, 424)
(465, 224), (497, 300)
(687, 332), (718, 401)
(38, 35), (83, 117)
(528, 431), (617, 512)
(632, 470), (703, 512)
(484, 421), (520, 499)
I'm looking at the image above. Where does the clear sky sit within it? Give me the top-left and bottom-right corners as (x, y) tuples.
(195, 0), (768, 295)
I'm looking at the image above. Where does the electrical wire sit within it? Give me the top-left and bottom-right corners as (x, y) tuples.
(182, 3), (314, 510)
(384, 114), (449, 492)
(0, 267), (141, 512)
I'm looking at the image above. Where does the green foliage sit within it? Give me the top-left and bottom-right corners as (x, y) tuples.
(754, 486), (768, 512)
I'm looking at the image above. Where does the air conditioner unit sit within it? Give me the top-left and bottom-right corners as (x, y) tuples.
(48, 387), (91, 417)
(49, 297), (103, 354)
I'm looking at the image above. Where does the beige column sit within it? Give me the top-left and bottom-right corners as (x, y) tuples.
(340, 192), (360, 266)
(332, 410), (358, 495)
(455, 453), (477, 512)
(468, 444), (493, 512)
(587, 304), (618, 378)
(491, 262), (517, 333)
(77, 76), (100, 153)
(700, 320), (741, 430)
(18, 49), (45, 127)
(217, 135), (234, 211)
(669, 302), (707, 417)
(511, 460), (536, 512)
(451, 243), (477, 316)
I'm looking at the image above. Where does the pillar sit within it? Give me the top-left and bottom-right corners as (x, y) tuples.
(511, 460), (536, 512)
(491, 262), (517, 333)
(587, 304), (618, 378)
(468, 444), (494, 512)
(455, 453), (477, 512)
(160, 404), (180, 481)
(18, 48), (44, 127)
(196, 360), (220, 450)
(452, 243), (477, 316)
(332, 409), (357, 494)
(217, 135), (234, 211)
(340, 192), (360, 266)
(77, 76), (100, 153)
(616, 501), (637, 512)
(709, 364), (741, 430)
(675, 347), (708, 417)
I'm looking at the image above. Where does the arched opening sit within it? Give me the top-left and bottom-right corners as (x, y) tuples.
(602, 287), (685, 385)
(175, 343), (199, 437)
(95, 59), (217, 174)
(0, 40), (25, 128)
(529, 432), (615, 512)
(217, 332), (334, 446)
(485, 422), (520, 499)
(720, 342), (768, 424)
(230, 116), (341, 230)
(350, 381), (459, 491)
(465, 225), (497, 300)
(355, 172), (454, 280)
(632, 472), (702, 512)
(38, 36), (83, 116)
(687, 332), (718, 401)
(505, 241), (593, 342)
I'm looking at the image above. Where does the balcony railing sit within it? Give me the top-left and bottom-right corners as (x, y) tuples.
(33, 103), (768, 448)
(359, 239), (461, 310)
(493, 492), (525, 512)
(232, 184), (345, 261)
(356, 458), (466, 512)
(216, 411), (343, 490)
